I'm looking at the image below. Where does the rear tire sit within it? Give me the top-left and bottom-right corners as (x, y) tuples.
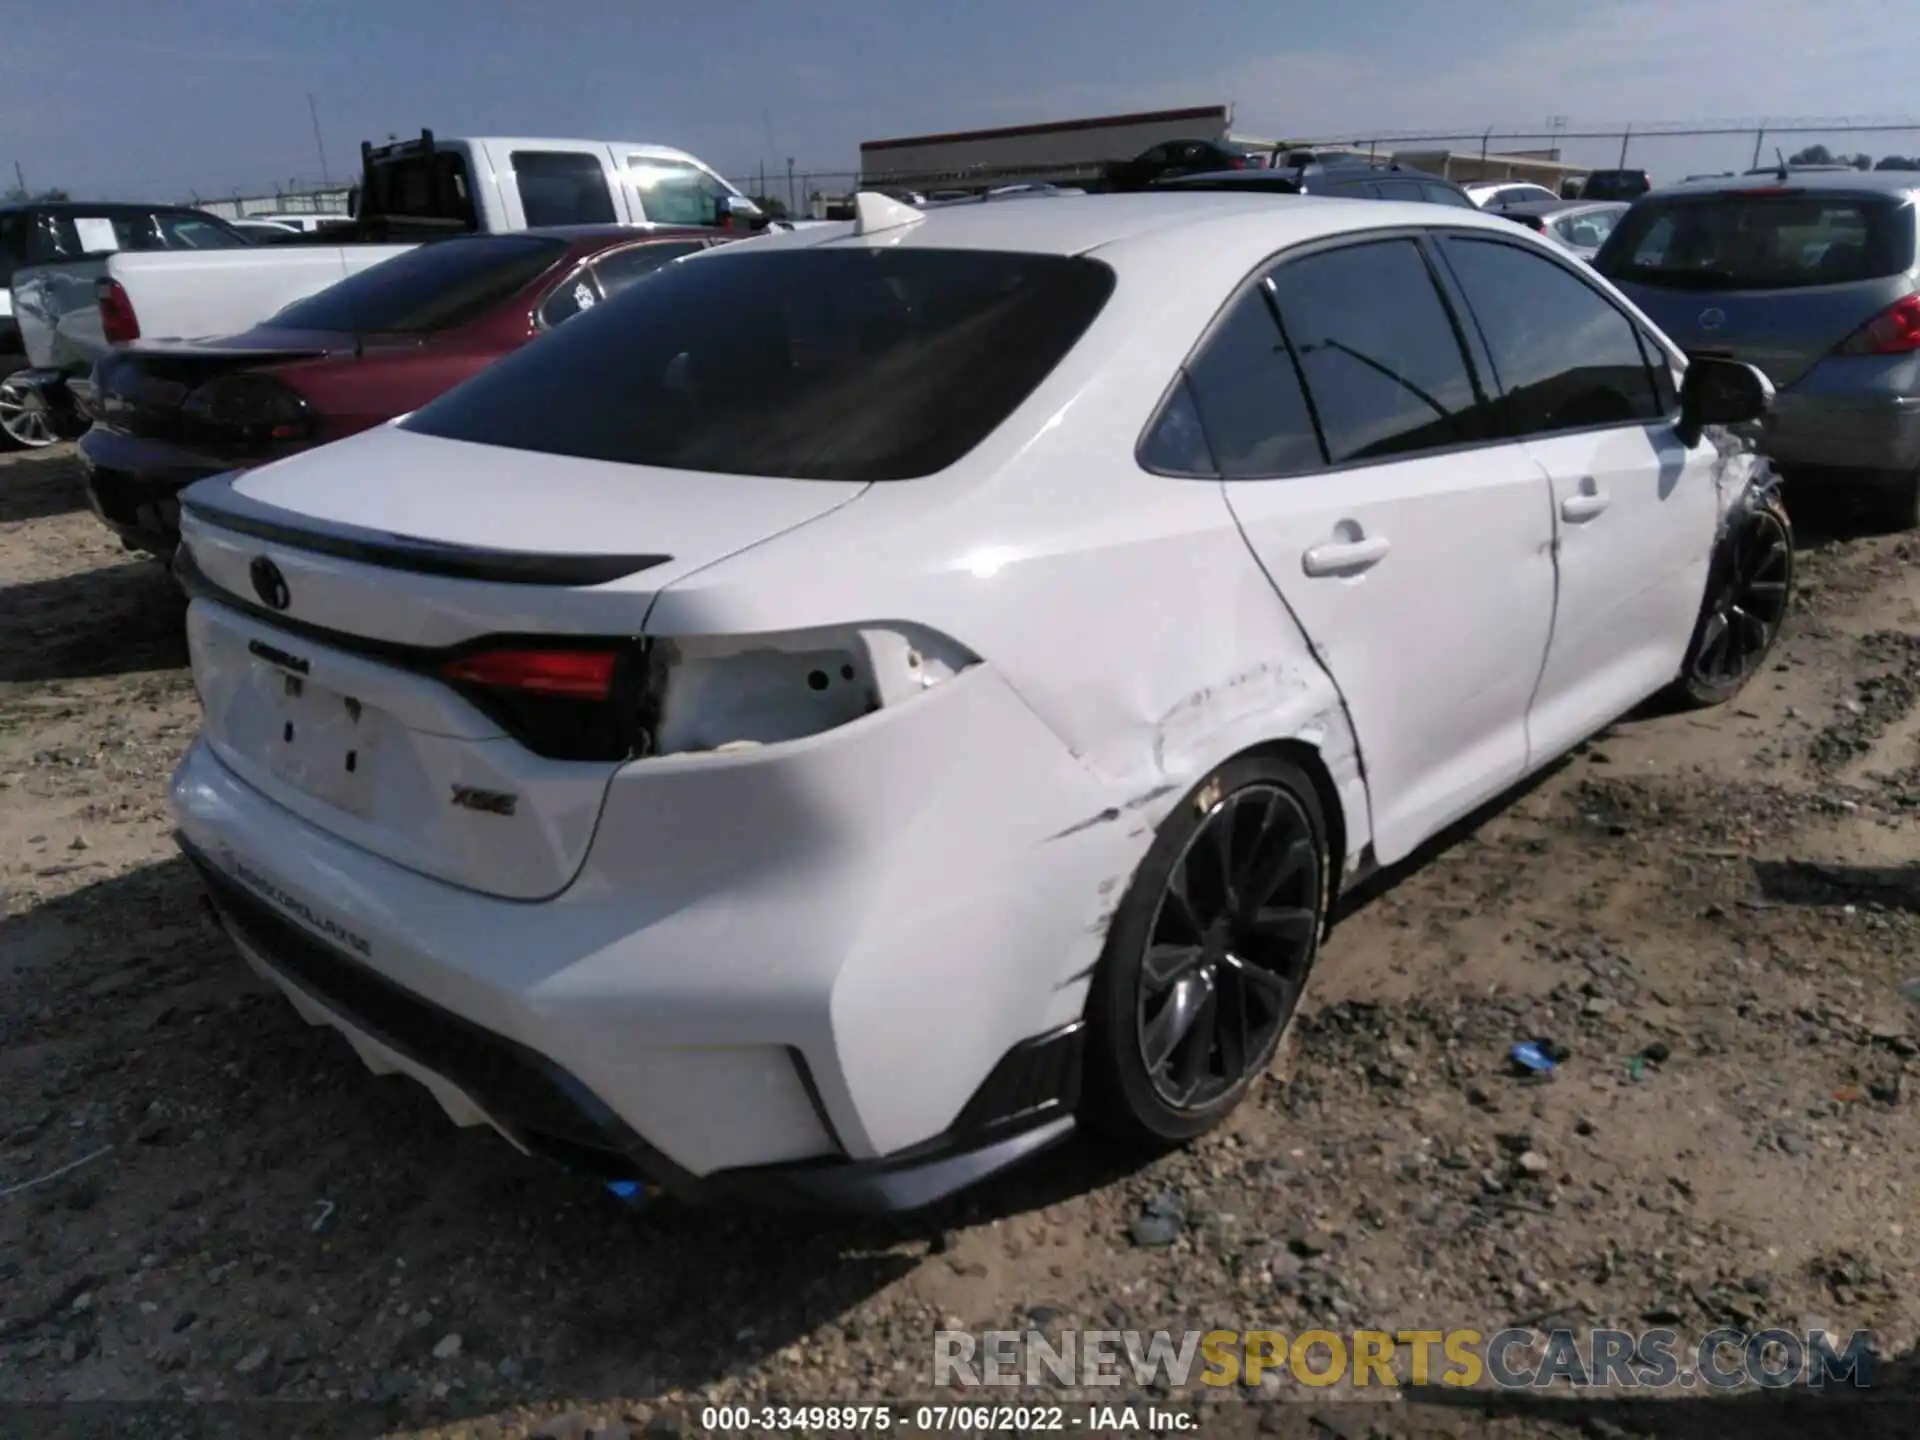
(0, 358), (59, 451)
(1669, 490), (1794, 710)
(1082, 754), (1329, 1148)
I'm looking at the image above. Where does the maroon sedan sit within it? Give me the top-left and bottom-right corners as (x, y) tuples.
(80, 225), (729, 556)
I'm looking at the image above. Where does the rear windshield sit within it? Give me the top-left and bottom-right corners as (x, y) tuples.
(269, 235), (568, 333)
(363, 151), (477, 229)
(402, 247), (1117, 482)
(1596, 191), (1915, 290)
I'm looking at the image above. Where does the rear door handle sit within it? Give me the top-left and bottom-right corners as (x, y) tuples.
(1302, 534), (1391, 576)
(1561, 484), (1610, 522)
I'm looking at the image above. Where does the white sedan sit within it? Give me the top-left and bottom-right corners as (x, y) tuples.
(169, 190), (1790, 1210)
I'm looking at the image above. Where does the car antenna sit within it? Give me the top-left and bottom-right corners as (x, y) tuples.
(851, 191), (926, 237)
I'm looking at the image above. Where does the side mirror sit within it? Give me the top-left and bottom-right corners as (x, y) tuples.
(1678, 357), (1773, 445)
(716, 194), (766, 231)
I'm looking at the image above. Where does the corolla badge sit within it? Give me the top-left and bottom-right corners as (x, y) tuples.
(1698, 307), (1727, 332)
(249, 556), (291, 611)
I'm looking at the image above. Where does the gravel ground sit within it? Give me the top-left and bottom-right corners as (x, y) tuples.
(2, 445), (1919, 1439)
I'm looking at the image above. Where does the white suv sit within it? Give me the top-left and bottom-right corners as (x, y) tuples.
(170, 191), (1788, 1210)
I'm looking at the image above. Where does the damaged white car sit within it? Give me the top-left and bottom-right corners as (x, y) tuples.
(170, 190), (1790, 1211)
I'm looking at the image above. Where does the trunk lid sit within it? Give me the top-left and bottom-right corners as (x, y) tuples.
(177, 424), (867, 899)
(94, 329), (346, 441)
(1615, 278), (1911, 387)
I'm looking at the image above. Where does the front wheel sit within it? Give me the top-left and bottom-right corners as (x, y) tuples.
(1670, 489), (1794, 709)
(1082, 755), (1329, 1147)
(0, 359), (59, 450)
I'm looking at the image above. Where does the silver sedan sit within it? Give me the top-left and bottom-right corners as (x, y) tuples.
(1487, 200), (1629, 261)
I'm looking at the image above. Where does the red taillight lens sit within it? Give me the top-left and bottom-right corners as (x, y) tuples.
(1838, 294), (1920, 356)
(97, 279), (140, 344)
(181, 373), (314, 444)
(442, 648), (619, 700)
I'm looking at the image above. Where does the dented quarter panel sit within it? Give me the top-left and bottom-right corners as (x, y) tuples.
(641, 237), (1373, 891)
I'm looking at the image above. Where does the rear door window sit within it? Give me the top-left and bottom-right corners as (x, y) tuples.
(403, 247), (1115, 482)
(1421, 182), (1476, 208)
(1167, 286), (1322, 477)
(511, 151), (618, 227)
(590, 240), (706, 298)
(271, 235), (569, 332)
(1442, 235), (1663, 435)
(629, 158), (733, 226)
(1596, 192), (1915, 289)
(1266, 238), (1489, 464)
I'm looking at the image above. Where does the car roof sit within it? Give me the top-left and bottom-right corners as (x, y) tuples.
(725, 191), (1537, 268)
(1496, 199), (1626, 218)
(0, 200), (218, 218)
(450, 138), (709, 167)
(1658, 170), (1920, 198)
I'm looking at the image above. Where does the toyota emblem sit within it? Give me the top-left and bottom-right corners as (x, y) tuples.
(1699, 307), (1727, 332)
(249, 556), (291, 611)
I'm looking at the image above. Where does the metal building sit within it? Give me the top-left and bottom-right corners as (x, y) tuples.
(859, 104), (1274, 194)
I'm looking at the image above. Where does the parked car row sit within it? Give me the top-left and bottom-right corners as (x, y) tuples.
(1, 131), (764, 449)
(81, 225), (734, 554)
(146, 182), (1797, 1212)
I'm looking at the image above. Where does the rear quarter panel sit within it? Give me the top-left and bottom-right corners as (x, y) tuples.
(11, 258), (109, 371)
(284, 344), (513, 440)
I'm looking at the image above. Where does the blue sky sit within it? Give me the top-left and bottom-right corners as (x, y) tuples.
(7, 0), (1919, 202)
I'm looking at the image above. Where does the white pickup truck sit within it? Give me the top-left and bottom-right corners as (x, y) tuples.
(7, 132), (759, 443)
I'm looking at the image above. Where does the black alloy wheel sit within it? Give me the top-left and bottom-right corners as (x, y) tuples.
(1676, 492), (1794, 707)
(1085, 756), (1328, 1144)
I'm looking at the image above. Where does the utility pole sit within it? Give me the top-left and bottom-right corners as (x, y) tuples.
(786, 157), (796, 217)
(308, 92), (332, 187)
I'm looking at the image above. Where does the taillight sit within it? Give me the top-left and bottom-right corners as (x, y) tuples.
(182, 373), (315, 446)
(97, 279), (140, 344)
(1837, 294), (1920, 356)
(442, 647), (619, 700)
(440, 643), (640, 761)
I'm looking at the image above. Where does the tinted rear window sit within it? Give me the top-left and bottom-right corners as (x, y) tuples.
(1596, 192), (1915, 290)
(403, 247), (1116, 482)
(270, 236), (568, 333)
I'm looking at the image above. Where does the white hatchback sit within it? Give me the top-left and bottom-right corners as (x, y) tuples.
(170, 191), (1791, 1211)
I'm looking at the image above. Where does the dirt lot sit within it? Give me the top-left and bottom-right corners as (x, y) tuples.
(3, 444), (1919, 1439)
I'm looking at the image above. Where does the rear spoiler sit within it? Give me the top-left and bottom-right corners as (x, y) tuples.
(179, 472), (673, 587)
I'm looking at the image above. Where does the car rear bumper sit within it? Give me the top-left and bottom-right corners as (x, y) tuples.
(169, 662), (1141, 1208)
(1763, 382), (1920, 473)
(79, 428), (251, 556)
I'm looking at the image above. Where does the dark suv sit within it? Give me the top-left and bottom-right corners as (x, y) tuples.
(1152, 158), (1477, 207)
(1581, 169), (1653, 201)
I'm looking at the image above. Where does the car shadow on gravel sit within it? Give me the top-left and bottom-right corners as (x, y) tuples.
(1751, 858), (1920, 913)
(1399, 1343), (1916, 1438)
(0, 561), (186, 684)
(1331, 755), (1573, 925)
(1, 855), (1159, 1428)
(0, 450), (90, 526)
